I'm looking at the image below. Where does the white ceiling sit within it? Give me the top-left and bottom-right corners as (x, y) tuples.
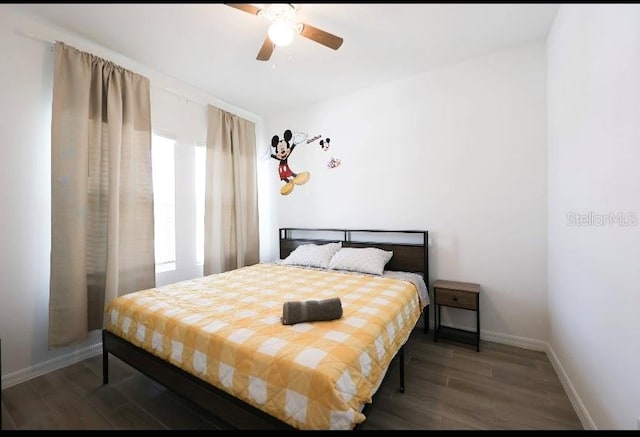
(10, 3), (560, 116)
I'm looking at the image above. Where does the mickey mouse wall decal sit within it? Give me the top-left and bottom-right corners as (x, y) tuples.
(271, 129), (318, 195)
(319, 137), (342, 169)
(327, 156), (341, 169)
(320, 138), (330, 151)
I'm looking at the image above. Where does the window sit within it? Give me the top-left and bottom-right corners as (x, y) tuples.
(152, 133), (176, 272)
(195, 144), (206, 265)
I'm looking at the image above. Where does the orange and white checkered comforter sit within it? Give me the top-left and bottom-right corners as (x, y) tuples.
(105, 263), (422, 429)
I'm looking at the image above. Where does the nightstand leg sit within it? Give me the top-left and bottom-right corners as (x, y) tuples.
(433, 289), (437, 342)
(434, 304), (441, 342)
(1, 338), (2, 430)
(476, 296), (480, 352)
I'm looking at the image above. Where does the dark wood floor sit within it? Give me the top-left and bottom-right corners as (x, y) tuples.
(1, 330), (582, 430)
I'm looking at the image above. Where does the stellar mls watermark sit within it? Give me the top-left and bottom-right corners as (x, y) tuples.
(567, 211), (638, 227)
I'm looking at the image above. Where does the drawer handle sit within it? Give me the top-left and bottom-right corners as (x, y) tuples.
(453, 297), (458, 301)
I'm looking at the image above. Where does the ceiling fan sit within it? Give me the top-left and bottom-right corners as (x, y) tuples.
(225, 3), (344, 61)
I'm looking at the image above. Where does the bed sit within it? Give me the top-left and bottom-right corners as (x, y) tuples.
(102, 228), (429, 429)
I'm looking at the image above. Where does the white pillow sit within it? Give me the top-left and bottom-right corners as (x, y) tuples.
(281, 242), (342, 269)
(328, 247), (393, 276)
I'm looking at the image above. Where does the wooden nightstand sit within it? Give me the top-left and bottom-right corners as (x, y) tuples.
(433, 280), (481, 351)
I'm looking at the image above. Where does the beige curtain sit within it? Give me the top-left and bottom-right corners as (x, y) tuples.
(204, 105), (259, 275)
(49, 42), (155, 348)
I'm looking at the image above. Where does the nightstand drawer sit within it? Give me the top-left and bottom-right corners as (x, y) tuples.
(435, 289), (477, 310)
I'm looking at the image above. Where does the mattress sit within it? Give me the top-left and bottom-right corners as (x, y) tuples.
(105, 263), (423, 429)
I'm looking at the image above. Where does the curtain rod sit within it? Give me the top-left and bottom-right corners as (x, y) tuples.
(18, 30), (55, 48)
(17, 30), (203, 106)
(17, 29), (261, 123)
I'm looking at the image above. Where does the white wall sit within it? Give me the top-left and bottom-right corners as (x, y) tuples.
(0, 7), (93, 381)
(547, 5), (640, 430)
(265, 42), (548, 341)
(0, 6), (263, 382)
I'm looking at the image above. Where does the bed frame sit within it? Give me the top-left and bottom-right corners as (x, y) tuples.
(102, 228), (429, 429)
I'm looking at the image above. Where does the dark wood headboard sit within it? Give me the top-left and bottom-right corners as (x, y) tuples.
(279, 228), (429, 283)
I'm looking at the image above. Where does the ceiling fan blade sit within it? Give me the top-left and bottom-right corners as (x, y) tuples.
(225, 4), (262, 16)
(299, 23), (343, 50)
(256, 36), (275, 61)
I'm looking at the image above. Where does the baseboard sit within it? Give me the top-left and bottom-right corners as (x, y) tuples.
(2, 342), (103, 389)
(479, 329), (547, 351)
(437, 321), (547, 352)
(545, 343), (597, 430)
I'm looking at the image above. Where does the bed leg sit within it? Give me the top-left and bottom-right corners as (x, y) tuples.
(399, 346), (405, 394)
(102, 331), (109, 385)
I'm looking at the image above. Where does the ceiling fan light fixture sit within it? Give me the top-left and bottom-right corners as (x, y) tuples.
(268, 20), (295, 47)
(226, 4), (343, 61)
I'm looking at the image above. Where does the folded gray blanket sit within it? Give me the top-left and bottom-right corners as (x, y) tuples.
(282, 297), (343, 325)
